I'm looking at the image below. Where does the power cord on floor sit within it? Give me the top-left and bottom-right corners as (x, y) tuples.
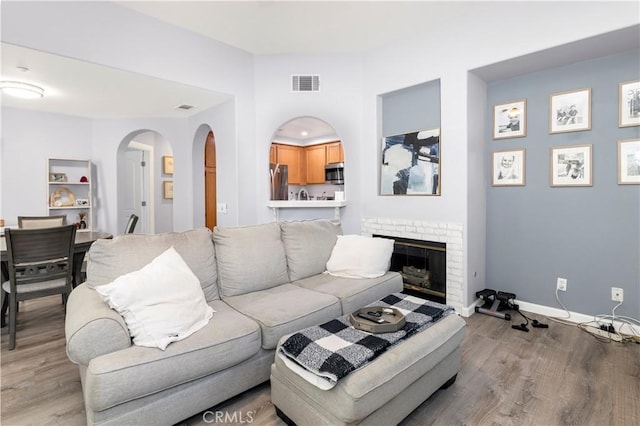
(546, 288), (639, 344)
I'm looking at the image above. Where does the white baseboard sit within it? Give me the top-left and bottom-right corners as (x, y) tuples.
(462, 298), (639, 337)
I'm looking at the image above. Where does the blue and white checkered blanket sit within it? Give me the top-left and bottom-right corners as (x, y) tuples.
(278, 293), (454, 389)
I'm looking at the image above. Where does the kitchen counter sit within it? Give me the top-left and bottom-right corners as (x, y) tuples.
(267, 200), (347, 220)
(267, 200), (346, 208)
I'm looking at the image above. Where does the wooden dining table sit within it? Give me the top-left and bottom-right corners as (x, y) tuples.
(1, 230), (112, 327)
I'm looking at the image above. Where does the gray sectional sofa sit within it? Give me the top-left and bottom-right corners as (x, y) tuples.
(65, 220), (403, 425)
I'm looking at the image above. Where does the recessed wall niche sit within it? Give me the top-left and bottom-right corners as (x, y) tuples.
(380, 79), (442, 196)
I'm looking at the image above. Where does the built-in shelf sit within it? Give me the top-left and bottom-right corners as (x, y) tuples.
(48, 158), (93, 230)
(267, 200), (347, 221)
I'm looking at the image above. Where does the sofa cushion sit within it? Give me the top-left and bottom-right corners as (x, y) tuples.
(280, 219), (342, 281)
(94, 247), (214, 350)
(213, 222), (290, 297)
(83, 300), (261, 412)
(293, 271), (404, 314)
(86, 228), (219, 302)
(326, 235), (394, 279)
(224, 284), (342, 350)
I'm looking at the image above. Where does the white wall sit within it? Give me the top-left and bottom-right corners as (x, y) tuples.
(2, 1), (256, 231)
(1, 1), (638, 310)
(190, 99), (238, 229)
(0, 108), (92, 226)
(253, 54), (364, 232)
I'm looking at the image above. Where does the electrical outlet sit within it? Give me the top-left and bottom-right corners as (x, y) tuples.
(557, 277), (567, 291)
(216, 203), (228, 214)
(611, 287), (624, 302)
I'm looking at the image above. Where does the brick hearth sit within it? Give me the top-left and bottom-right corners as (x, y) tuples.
(361, 217), (464, 312)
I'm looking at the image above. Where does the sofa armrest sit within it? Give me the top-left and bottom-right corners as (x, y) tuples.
(65, 283), (132, 366)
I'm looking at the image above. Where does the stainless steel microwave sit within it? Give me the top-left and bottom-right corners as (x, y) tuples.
(325, 162), (344, 184)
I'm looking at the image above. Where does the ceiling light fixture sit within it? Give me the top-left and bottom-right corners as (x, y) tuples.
(0, 81), (44, 99)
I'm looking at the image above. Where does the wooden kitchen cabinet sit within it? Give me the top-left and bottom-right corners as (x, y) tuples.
(305, 144), (327, 184)
(326, 141), (344, 164)
(274, 144), (303, 184)
(269, 145), (277, 164)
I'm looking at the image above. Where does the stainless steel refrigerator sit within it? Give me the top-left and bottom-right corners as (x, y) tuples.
(270, 163), (289, 200)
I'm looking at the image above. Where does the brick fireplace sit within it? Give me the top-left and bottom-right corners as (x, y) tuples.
(362, 217), (464, 312)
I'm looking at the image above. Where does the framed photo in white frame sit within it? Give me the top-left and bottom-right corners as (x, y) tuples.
(550, 144), (592, 187)
(492, 149), (525, 186)
(493, 100), (526, 139)
(549, 88), (591, 133)
(619, 80), (640, 127)
(618, 139), (640, 184)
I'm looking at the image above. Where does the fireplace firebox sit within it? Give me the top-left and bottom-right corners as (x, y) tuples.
(374, 235), (446, 303)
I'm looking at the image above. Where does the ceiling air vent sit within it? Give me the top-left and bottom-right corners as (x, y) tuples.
(176, 104), (195, 110)
(291, 75), (320, 92)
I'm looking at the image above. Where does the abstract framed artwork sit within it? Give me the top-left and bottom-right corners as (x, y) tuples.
(550, 144), (592, 187)
(619, 80), (640, 127)
(492, 149), (525, 186)
(493, 100), (526, 139)
(618, 139), (640, 184)
(380, 128), (440, 196)
(549, 88), (591, 133)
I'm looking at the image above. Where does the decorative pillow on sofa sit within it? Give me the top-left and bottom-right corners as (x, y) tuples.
(94, 246), (214, 350)
(326, 235), (395, 279)
(86, 228), (219, 302)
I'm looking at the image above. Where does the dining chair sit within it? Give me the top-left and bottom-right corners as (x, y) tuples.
(1, 224), (76, 350)
(18, 215), (66, 229)
(124, 214), (139, 234)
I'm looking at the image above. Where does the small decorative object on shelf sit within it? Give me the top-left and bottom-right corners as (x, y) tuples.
(49, 172), (67, 182)
(78, 212), (87, 229)
(50, 187), (76, 207)
(80, 176), (89, 183)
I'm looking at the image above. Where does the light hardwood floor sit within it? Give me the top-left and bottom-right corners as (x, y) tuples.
(2, 295), (639, 425)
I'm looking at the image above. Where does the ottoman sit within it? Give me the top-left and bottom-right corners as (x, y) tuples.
(270, 313), (466, 425)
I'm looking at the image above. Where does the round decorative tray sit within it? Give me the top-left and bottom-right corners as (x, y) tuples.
(349, 306), (406, 333)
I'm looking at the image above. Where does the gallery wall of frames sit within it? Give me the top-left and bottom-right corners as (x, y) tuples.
(485, 48), (639, 318)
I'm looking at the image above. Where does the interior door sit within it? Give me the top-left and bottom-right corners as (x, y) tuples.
(205, 131), (217, 230)
(123, 146), (152, 233)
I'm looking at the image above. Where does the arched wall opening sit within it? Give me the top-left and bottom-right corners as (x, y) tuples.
(117, 129), (174, 234)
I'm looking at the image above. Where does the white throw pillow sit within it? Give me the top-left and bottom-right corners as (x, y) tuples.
(94, 246), (214, 350)
(326, 235), (395, 279)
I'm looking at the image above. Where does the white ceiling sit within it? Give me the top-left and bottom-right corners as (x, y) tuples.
(1, 1), (457, 120)
(1, 1), (638, 121)
(273, 116), (339, 144)
(0, 43), (231, 119)
(117, 0), (462, 55)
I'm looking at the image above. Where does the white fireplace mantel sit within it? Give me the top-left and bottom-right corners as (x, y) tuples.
(362, 217), (464, 314)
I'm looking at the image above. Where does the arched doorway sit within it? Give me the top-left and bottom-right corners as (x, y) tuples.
(205, 131), (216, 229)
(117, 130), (174, 234)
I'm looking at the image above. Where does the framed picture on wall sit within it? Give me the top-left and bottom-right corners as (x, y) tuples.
(493, 100), (526, 139)
(492, 149), (525, 186)
(162, 155), (174, 175)
(163, 180), (174, 199)
(618, 139), (640, 184)
(550, 144), (592, 187)
(549, 88), (591, 133)
(619, 80), (640, 127)
(380, 128), (440, 196)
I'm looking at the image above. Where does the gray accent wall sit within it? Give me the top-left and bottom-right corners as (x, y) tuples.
(486, 49), (640, 318)
(382, 79), (441, 136)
